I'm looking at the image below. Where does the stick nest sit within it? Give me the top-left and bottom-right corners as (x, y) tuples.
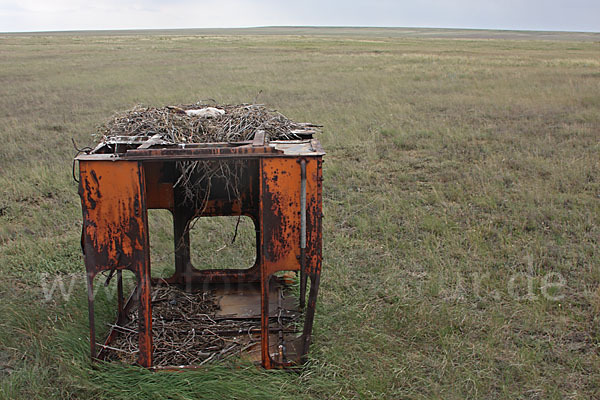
(106, 285), (256, 367)
(94, 102), (320, 210)
(96, 103), (317, 144)
(104, 284), (298, 367)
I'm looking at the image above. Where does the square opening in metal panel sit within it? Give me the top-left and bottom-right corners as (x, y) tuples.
(189, 215), (257, 270)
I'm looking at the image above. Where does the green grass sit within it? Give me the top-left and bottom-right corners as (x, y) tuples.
(0, 27), (599, 399)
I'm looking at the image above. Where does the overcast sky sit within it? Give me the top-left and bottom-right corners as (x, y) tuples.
(1, 0), (598, 33)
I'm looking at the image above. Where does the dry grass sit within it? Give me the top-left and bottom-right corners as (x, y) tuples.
(0, 27), (599, 399)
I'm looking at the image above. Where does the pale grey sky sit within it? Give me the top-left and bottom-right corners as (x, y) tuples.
(0, 0), (598, 33)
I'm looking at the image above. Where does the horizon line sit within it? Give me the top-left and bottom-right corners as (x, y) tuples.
(2, 25), (599, 35)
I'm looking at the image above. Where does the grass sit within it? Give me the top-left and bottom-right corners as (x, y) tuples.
(0, 27), (599, 399)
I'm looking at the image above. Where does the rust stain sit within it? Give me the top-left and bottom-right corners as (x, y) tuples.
(78, 145), (323, 370)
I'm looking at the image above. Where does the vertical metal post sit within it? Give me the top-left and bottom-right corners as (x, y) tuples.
(86, 273), (96, 360)
(136, 271), (153, 367)
(173, 191), (192, 286)
(299, 159), (308, 308)
(301, 270), (321, 357)
(136, 163), (153, 367)
(116, 270), (124, 318)
(259, 158), (270, 368)
(301, 158), (323, 359)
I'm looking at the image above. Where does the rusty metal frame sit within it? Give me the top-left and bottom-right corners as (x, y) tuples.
(77, 139), (324, 369)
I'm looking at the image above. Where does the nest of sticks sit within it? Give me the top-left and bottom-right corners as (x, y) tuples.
(95, 103), (320, 210)
(96, 103), (319, 144)
(105, 284), (271, 367)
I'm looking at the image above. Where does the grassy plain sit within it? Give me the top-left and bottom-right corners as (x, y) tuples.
(0, 27), (599, 399)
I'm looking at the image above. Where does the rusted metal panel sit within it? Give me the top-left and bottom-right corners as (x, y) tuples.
(78, 160), (153, 367)
(260, 157), (302, 275)
(258, 156), (323, 368)
(301, 159), (323, 357)
(305, 159), (323, 277)
(75, 139), (324, 162)
(79, 161), (147, 277)
(124, 145), (281, 160)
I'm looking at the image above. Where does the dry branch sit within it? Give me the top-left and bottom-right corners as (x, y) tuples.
(105, 284), (298, 367)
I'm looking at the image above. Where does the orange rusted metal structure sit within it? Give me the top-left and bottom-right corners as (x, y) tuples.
(76, 134), (324, 369)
